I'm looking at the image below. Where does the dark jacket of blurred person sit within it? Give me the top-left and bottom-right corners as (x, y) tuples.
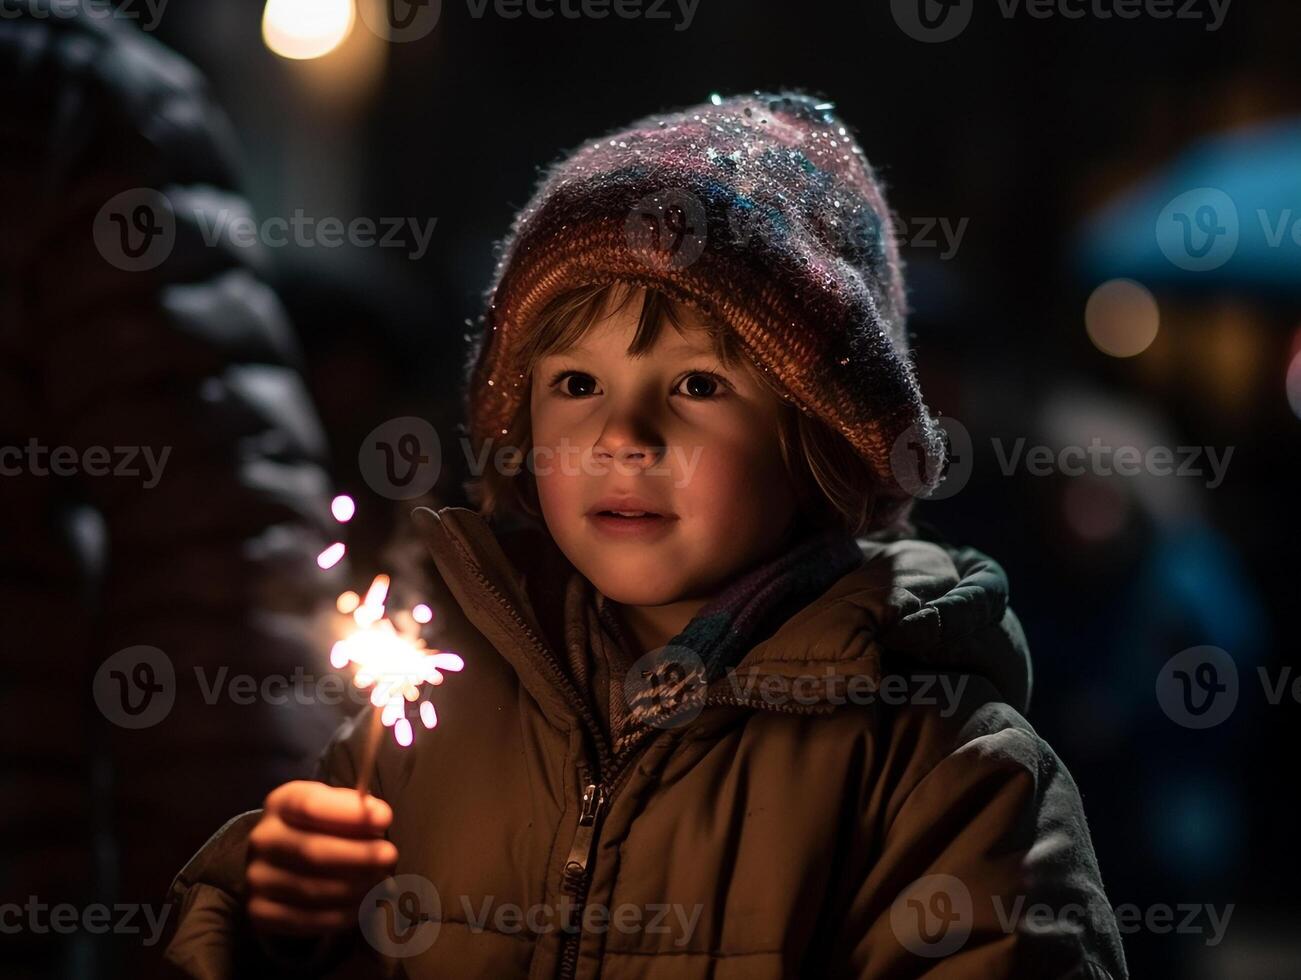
(0, 3), (345, 976)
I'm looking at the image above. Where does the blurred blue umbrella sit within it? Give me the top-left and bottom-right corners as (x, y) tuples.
(1076, 117), (1301, 297)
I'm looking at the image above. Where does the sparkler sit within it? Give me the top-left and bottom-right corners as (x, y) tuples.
(319, 496), (465, 795)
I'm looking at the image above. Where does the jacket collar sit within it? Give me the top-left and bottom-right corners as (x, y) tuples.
(411, 506), (1032, 728)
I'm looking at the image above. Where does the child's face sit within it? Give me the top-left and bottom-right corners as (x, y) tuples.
(528, 291), (798, 608)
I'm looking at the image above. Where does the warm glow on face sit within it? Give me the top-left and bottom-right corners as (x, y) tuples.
(262, 0), (356, 61)
(528, 287), (797, 608)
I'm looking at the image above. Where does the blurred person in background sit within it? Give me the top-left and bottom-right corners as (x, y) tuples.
(0, 2), (345, 976)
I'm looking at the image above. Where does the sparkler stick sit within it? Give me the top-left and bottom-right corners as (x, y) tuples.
(354, 710), (385, 795)
(319, 497), (465, 797)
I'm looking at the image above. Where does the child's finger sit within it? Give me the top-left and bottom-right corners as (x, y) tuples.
(246, 860), (379, 909)
(246, 895), (354, 938)
(249, 817), (399, 875)
(265, 781), (393, 837)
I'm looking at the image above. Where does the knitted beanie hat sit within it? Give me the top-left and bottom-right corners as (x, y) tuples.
(466, 90), (948, 528)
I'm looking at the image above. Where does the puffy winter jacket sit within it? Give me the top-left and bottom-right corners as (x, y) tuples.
(0, 4), (343, 975)
(160, 505), (1128, 979)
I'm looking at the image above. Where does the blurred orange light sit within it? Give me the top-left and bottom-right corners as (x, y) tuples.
(1085, 279), (1160, 358)
(263, 0), (355, 61)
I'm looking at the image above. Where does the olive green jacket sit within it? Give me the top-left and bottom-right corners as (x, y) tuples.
(160, 506), (1127, 979)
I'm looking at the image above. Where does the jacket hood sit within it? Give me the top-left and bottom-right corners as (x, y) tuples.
(411, 506), (1032, 725)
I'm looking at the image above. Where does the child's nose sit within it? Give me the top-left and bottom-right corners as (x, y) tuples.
(592, 416), (666, 470)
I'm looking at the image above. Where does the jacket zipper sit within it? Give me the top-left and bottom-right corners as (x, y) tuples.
(555, 733), (658, 980)
(436, 519), (644, 979)
(434, 514), (827, 980)
(551, 691), (829, 977)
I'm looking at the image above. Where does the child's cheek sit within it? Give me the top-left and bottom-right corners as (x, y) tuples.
(680, 436), (793, 542)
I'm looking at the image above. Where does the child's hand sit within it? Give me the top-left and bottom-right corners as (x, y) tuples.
(245, 780), (397, 938)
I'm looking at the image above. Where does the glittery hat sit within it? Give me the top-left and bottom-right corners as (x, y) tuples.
(466, 90), (948, 527)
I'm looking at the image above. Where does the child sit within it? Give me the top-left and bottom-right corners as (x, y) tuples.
(161, 92), (1127, 979)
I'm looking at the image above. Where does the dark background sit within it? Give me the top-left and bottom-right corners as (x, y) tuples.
(134, 0), (1301, 976)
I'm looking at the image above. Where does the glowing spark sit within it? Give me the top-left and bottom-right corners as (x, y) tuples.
(317, 542), (346, 569)
(411, 603), (433, 624)
(331, 573), (464, 747)
(394, 718), (414, 747)
(331, 494), (356, 523)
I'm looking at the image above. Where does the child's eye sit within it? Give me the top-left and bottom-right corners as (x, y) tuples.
(673, 370), (730, 400)
(544, 368), (730, 400)
(548, 370), (601, 398)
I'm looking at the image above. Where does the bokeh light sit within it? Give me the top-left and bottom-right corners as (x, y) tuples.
(316, 541), (346, 569)
(1287, 327), (1301, 420)
(262, 0), (355, 61)
(1085, 278), (1160, 358)
(331, 494), (356, 522)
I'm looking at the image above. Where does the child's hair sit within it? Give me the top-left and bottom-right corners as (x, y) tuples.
(466, 280), (890, 538)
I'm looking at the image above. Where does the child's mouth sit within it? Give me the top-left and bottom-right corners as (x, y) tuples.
(587, 511), (677, 539)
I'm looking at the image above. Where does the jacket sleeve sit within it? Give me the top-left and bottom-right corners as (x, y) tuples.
(819, 695), (1128, 979)
(159, 710), (385, 980)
